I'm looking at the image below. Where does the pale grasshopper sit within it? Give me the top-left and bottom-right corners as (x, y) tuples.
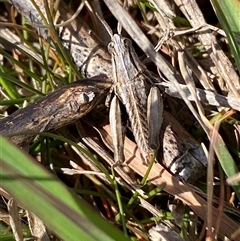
(105, 24), (163, 164)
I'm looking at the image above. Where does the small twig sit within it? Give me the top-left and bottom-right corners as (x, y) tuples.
(0, 76), (111, 146)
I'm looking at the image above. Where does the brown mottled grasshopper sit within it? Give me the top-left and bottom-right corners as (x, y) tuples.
(106, 26), (163, 164)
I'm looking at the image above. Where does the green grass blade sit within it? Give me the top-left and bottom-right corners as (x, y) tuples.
(0, 136), (130, 241)
(210, 0), (240, 72)
(213, 133), (240, 199)
(0, 72), (45, 97)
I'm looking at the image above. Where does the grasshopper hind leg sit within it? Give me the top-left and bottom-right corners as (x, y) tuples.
(147, 86), (163, 150)
(109, 96), (125, 164)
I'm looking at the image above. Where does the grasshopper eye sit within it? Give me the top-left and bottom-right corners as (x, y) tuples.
(108, 42), (115, 54)
(123, 38), (131, 48)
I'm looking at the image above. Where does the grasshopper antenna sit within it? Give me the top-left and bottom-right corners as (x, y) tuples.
(117, 23), (122, 35)
(117, 0), (128, 35)
(95, 12), (114, 38)
(95, 12), (123, 38)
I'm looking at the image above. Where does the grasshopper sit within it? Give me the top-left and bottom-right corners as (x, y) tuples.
(105, 24), (163, 164)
